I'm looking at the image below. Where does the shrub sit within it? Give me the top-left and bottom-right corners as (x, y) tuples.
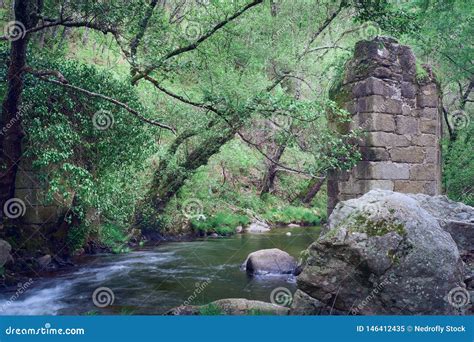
(263, 206), (322, 225)
(191, 212), (250, 235)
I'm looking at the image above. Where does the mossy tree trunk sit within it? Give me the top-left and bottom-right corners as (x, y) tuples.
(0, 0), (41, 221)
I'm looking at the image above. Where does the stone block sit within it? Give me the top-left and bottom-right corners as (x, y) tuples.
(420, 83), (437, 96)
(362, 180), (394, 192)
(409, 164), (437, 180)
(356, 161), (410, 180)
(373, 67), (402, 81)
(15, 188), (50, 206)
(411, 134), (437, 147)
(401, 103), (413, 116)
(360, 147), (390, 161)
(423, 181), (438, 195)
(424, 147), (439, 164)
(420, 119), (438, 134)
(371, 162), (410, 180)
(417, 94), (438, 108)
(357, 95), (402, 114)
(396, 116), (419, 135)
(22, 206), (60, 225)
(394, 180), (428, 193)
(390, 147), (425, 163)
(417, 107), (438, 120)
(401, 82), (416, 98)
(338, 180), (362, 194)
(363, 132), (410, 147)
(352, 77), (397, 98)
(357, 112), (395, 132)
(15, 171), (42, 189)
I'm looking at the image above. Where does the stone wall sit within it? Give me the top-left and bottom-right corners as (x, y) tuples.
(328, 37), (442, 214)
(13, 155), (68, 228)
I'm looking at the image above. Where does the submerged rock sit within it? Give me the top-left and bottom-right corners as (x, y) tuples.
(297, 190), (466, 315)
(242, 248), (296, 275)
(169, 298), (289, 315)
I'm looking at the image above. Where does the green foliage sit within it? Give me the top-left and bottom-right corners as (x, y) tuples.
(443, 121), (474, 206)
(99, 223), (130, 253)
(191, 212), (250, 235)
(415, 62), (429, 82)
(66, 223), (91, 253)
(263, 206), (322, 226)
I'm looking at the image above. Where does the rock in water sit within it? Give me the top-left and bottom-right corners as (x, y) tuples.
(243, 248), (296, 275)
(36, 254), (52, 269)
(297, 189), (466, 315)
(245, 219), (271, 233)
(169, 298), (289, 316)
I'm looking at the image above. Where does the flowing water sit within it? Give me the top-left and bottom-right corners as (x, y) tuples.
(0, 226), (320, 315)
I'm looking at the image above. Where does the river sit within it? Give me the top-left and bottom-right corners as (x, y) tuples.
(0, 226), (320, 315)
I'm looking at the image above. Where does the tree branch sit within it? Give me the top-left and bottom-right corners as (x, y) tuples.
(237, 132), (322, 179)
(131, 0), (263, 84)
(24, 67), (176, 134)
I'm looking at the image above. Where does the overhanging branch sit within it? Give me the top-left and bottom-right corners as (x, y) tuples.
(24, 67), (176, 134)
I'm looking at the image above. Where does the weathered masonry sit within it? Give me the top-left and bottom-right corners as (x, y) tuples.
(328, 37), (442, 214)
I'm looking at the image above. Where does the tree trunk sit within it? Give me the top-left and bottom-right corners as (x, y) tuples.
(0, 0), (40, 220)
(139, 125), (237, 231)
(297, 177), (325, 205)
(260, 141), (287, 195)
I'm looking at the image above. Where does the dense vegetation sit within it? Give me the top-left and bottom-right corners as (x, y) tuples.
(0, 0), (472, 260)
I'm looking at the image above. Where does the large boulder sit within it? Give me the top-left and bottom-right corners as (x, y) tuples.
(242, 248), (296, 275)
(406, 193), (474, 253)
(169, 298), (289, 315)
(297, 190), (466, 315)
(0, 239), (12, 267)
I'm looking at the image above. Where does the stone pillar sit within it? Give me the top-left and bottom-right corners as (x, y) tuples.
(328, 37), (442, 214)
(14, 157), (67, 227)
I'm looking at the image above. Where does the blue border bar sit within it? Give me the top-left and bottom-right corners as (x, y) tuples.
(0, 316), (472, 342)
